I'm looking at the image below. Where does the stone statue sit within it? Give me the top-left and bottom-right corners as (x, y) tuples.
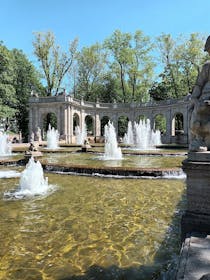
(34, 127), (42, 142)
(30, 132), (34, 142)
(189, 36), (210, 151)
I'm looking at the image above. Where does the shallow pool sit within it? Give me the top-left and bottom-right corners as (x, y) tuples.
(41, 152), (186, 169)
(0, 169), (186, 280)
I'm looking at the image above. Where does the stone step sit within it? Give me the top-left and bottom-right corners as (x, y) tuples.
(177, 233), (210, 280)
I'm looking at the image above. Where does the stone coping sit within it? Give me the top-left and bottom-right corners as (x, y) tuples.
(188, 151), (210, 162)
(42, 162), (182, 178)
(0, 157), (182, 178)
(176, 233), (210, 280)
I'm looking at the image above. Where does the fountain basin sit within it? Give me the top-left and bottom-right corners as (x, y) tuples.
(24, 151), (43, 159)
(0, 171), (186, 279)
(0, 145), (186, 180)
(42, 162), (183, 178)
(0, 148), (186, 178)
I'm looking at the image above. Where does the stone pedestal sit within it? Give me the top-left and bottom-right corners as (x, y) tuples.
(182, 152), (210, 240)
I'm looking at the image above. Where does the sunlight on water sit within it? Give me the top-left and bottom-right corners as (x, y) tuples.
(0, 171), (186, 280)
(41, 152), (185, 169)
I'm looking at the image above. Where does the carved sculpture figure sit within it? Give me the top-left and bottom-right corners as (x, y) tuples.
(34, 127), (42, 142)
(189, 36), (210, 151)
(30, 132), (34, 142)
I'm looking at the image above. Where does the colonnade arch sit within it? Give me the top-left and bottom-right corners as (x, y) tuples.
(100, 116), (110, 136)
(73, 113), (80, 135)
(136, 115), (147, 122)
(85, 115), (94, 136)
(172, 113), (184, 135)
(154, 114), (167, 133)
(118, 116), (129, 138)
(42, 112), (58, 131)
(28, 95), (190, 145)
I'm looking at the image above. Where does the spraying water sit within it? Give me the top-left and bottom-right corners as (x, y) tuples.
(123, 121), (134, 145)
(124, 119), (161, 149)
(4, 157), (53, 199)
(47, 124), (59, 149)
(103, 121), (122, 160)
(0, 170), (21, 178)
(75, 124), (87, 145)
(0, 132), (12, 156)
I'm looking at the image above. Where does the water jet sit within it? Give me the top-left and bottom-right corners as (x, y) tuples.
(103, 121), (122, 160)
(46, 124), (59, 149)
(0, 132), (12, 156)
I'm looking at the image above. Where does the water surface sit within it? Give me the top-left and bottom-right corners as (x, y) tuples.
(41, 152), (185, 169)
(0, 170), (186, 280)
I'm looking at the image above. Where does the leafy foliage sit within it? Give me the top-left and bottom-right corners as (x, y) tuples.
(152, 33), (207, 100)
(33, 31), (78, 96)
(0, 43), (16, 119)
(0, 43), (44, 139)
(12, 49), (44, 138)
(75, 43), (107, 101)
(0, 30), (208, 140)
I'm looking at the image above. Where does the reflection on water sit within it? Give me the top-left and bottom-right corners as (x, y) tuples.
(0, 171), (186, 280)
(42, 152), (186, 168)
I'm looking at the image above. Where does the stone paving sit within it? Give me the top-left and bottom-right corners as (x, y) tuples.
(177, 233), (210, 280)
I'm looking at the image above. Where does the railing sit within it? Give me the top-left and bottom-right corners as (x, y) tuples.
(29, 95), (188, 108)
(29, 95), (66, 103)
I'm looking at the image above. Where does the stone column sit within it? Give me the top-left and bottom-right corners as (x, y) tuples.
(34, 105), (39, 129)
(63, 105), (68, 142)
(65, 104), (72, 144)
(80, 109), (85, 135)
(182, 152), (210, 240)
(28, 106), (33, 141)
(95, 113), (101, 142)
(57, 106), (63, 135)
(166, 110), (172, 143)
(69, 106), (74, 144)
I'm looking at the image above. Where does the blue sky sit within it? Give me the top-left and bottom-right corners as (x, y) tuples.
(1, 0), (210, 62)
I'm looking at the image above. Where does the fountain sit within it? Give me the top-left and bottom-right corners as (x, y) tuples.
(103, 121), (122, 160)
(47, 124), (59, 149)
(0, 171), (186, 279)
(124, 119), (161, 149)
(0, 170), (21, 178)
(75, 124), (87, 145)
(0, 131), (12, 156)
(123, 121), (134, 145)
(0, 119), (187, 279)
(0, 134), (187, 279)
(4, 157), (52, 198)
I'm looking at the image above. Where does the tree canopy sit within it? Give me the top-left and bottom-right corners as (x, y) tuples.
(0, 42), (44, 139)
(33, 31), (78, 96)
(0, 30), (208, 140)
(32, 30), (207, 103)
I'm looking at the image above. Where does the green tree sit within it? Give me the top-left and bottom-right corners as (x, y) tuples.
(156, 33), (180, 98)
(174, 33), (207, 94)
(128, 30), (155, 102)
(12, 49), (44, 139)
(33, 31), (78, 96)
(76, 43), (107, 101)
(104, 30), (133, 102)
(154, 33), (207, 100)
(0, 43), (16, 124)
(149, 81), (170, 101)
(97, 72), (121, 103)
(104, 30), (155, 103)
